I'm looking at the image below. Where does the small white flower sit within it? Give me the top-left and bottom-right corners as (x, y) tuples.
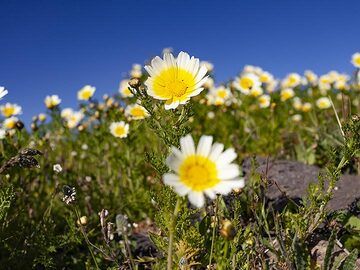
(316, 97), (331, 109)
(45, 95), (61, 109)
(77, 85), (96, 101)
(110, 121), (129, 138)
(53, 164), (63, 173)
(233, 73), (261, 95)
(0, 128), (6, 139)
(351, 52), (360, 68)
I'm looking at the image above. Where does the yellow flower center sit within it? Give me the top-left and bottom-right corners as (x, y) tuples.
(355, 56), (360, 66)
(260, 74), (269, 83)
(239, 77), (254, 89)
(114, 126), (126, 136)
(80, 90), (92, 100)
(152, 67), (196, 99)
(2, 107), (15, 117)
(5, 120), (16, 129)
(130, 107), (146, 118)
(123, 88), (131, 95)
(288, 76), (297, 84)
(217, 90), (227, 99)
(179, 155), (219, 191)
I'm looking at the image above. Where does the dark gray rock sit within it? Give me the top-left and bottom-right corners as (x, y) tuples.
(242, 157), (360, 211)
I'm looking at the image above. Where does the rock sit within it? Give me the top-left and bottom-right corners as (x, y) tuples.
(242, 157), (360, 211)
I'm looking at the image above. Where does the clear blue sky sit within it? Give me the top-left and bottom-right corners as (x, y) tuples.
(1, 0), (359, 124)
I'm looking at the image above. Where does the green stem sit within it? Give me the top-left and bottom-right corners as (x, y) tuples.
(209, 196), (219, 267)
(74, 207), (100, 269)
(167, 197), (181, 270)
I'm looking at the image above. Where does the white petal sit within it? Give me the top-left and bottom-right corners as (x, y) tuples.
(164, 53), (176, 69)
(187, 87), (204, 98)
(196, 135), (213, 157)
(173, 183), (190, 196)
(163, 173), (180, 185)
(209, 143), (224, 161)
(171, 146), (184, 159)
(177, 51), (190, 70)
(151, 56), (166, 75)
(204, 189), (216, 200)
(164, 100), (179, 110)
(216, 148), (237, 166)
(180, 135), (195, 156)
(166, 154), (182, 172)
(195, 66), (208, 83)
(217, 164), (240, 180)
(213, 179), (244, 195)
(188, 191), (205, 208)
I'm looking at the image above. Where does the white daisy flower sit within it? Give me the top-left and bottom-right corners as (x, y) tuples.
(119, 79), (134, 98)
(316, 97), (331, 109)
(45, 95), (61, 109)
(110, 121), (129, 138)
(3, 116), (19, 129)
(233, 73), (261, 95)
(351, 52), (360, 68)
(144, 51), (208, 110)
(0, 103), (22, 117)
(280, 88), (295, 101)
(65, 111), (85, 128)
(281, 73), (301, 88)
(163, 134), (245, 208)
(258, 95), (271, 108)
(78, 85), (96, 101)
(125, 103), (149, 120)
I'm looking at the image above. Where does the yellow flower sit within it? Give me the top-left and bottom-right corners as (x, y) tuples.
(110, 121), (129, 138)
(249, 87), (263, 97)
(0, 103), (22, 117)
(301, 102), (312, 112)
(259, 71), (274, 84)
(304, 70), (318, 85)
(206, 86), (232, 106)
(163, 134), (244, 208)
(130, 64), (142, 78)
(78, 85), (96, 101)
(125, 104), (149, 120)
(258, 95), (271, 108)
(145, 51), (208, 109)
(282, 73), (301, 88)
(280, 88), (295, 101)
(45, 95), (61, 109)
(292, 114), (302, 122)
(119, 80), (134, 98)
(38, 113), (47, 122)
(61, 108), (74, 119)
(65, 111), (84, 129)
(316, 97), (331, 109)
(351, 52), (360, 68)
(233, 73), (261, 94)
(292, 97), (302, 111)
(3, 116), (18, 129)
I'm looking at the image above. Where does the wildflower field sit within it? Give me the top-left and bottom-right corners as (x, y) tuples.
(0, 50), (360, 270)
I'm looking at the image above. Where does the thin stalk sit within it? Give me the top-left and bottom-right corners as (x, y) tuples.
(209, 196), (219, 266)
(167, 197), (181, 270)
(329, 96), (345, 138)
(74, 207), (100, 269)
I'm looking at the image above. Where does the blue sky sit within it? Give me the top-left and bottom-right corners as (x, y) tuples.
(1, 0), (359, 124)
